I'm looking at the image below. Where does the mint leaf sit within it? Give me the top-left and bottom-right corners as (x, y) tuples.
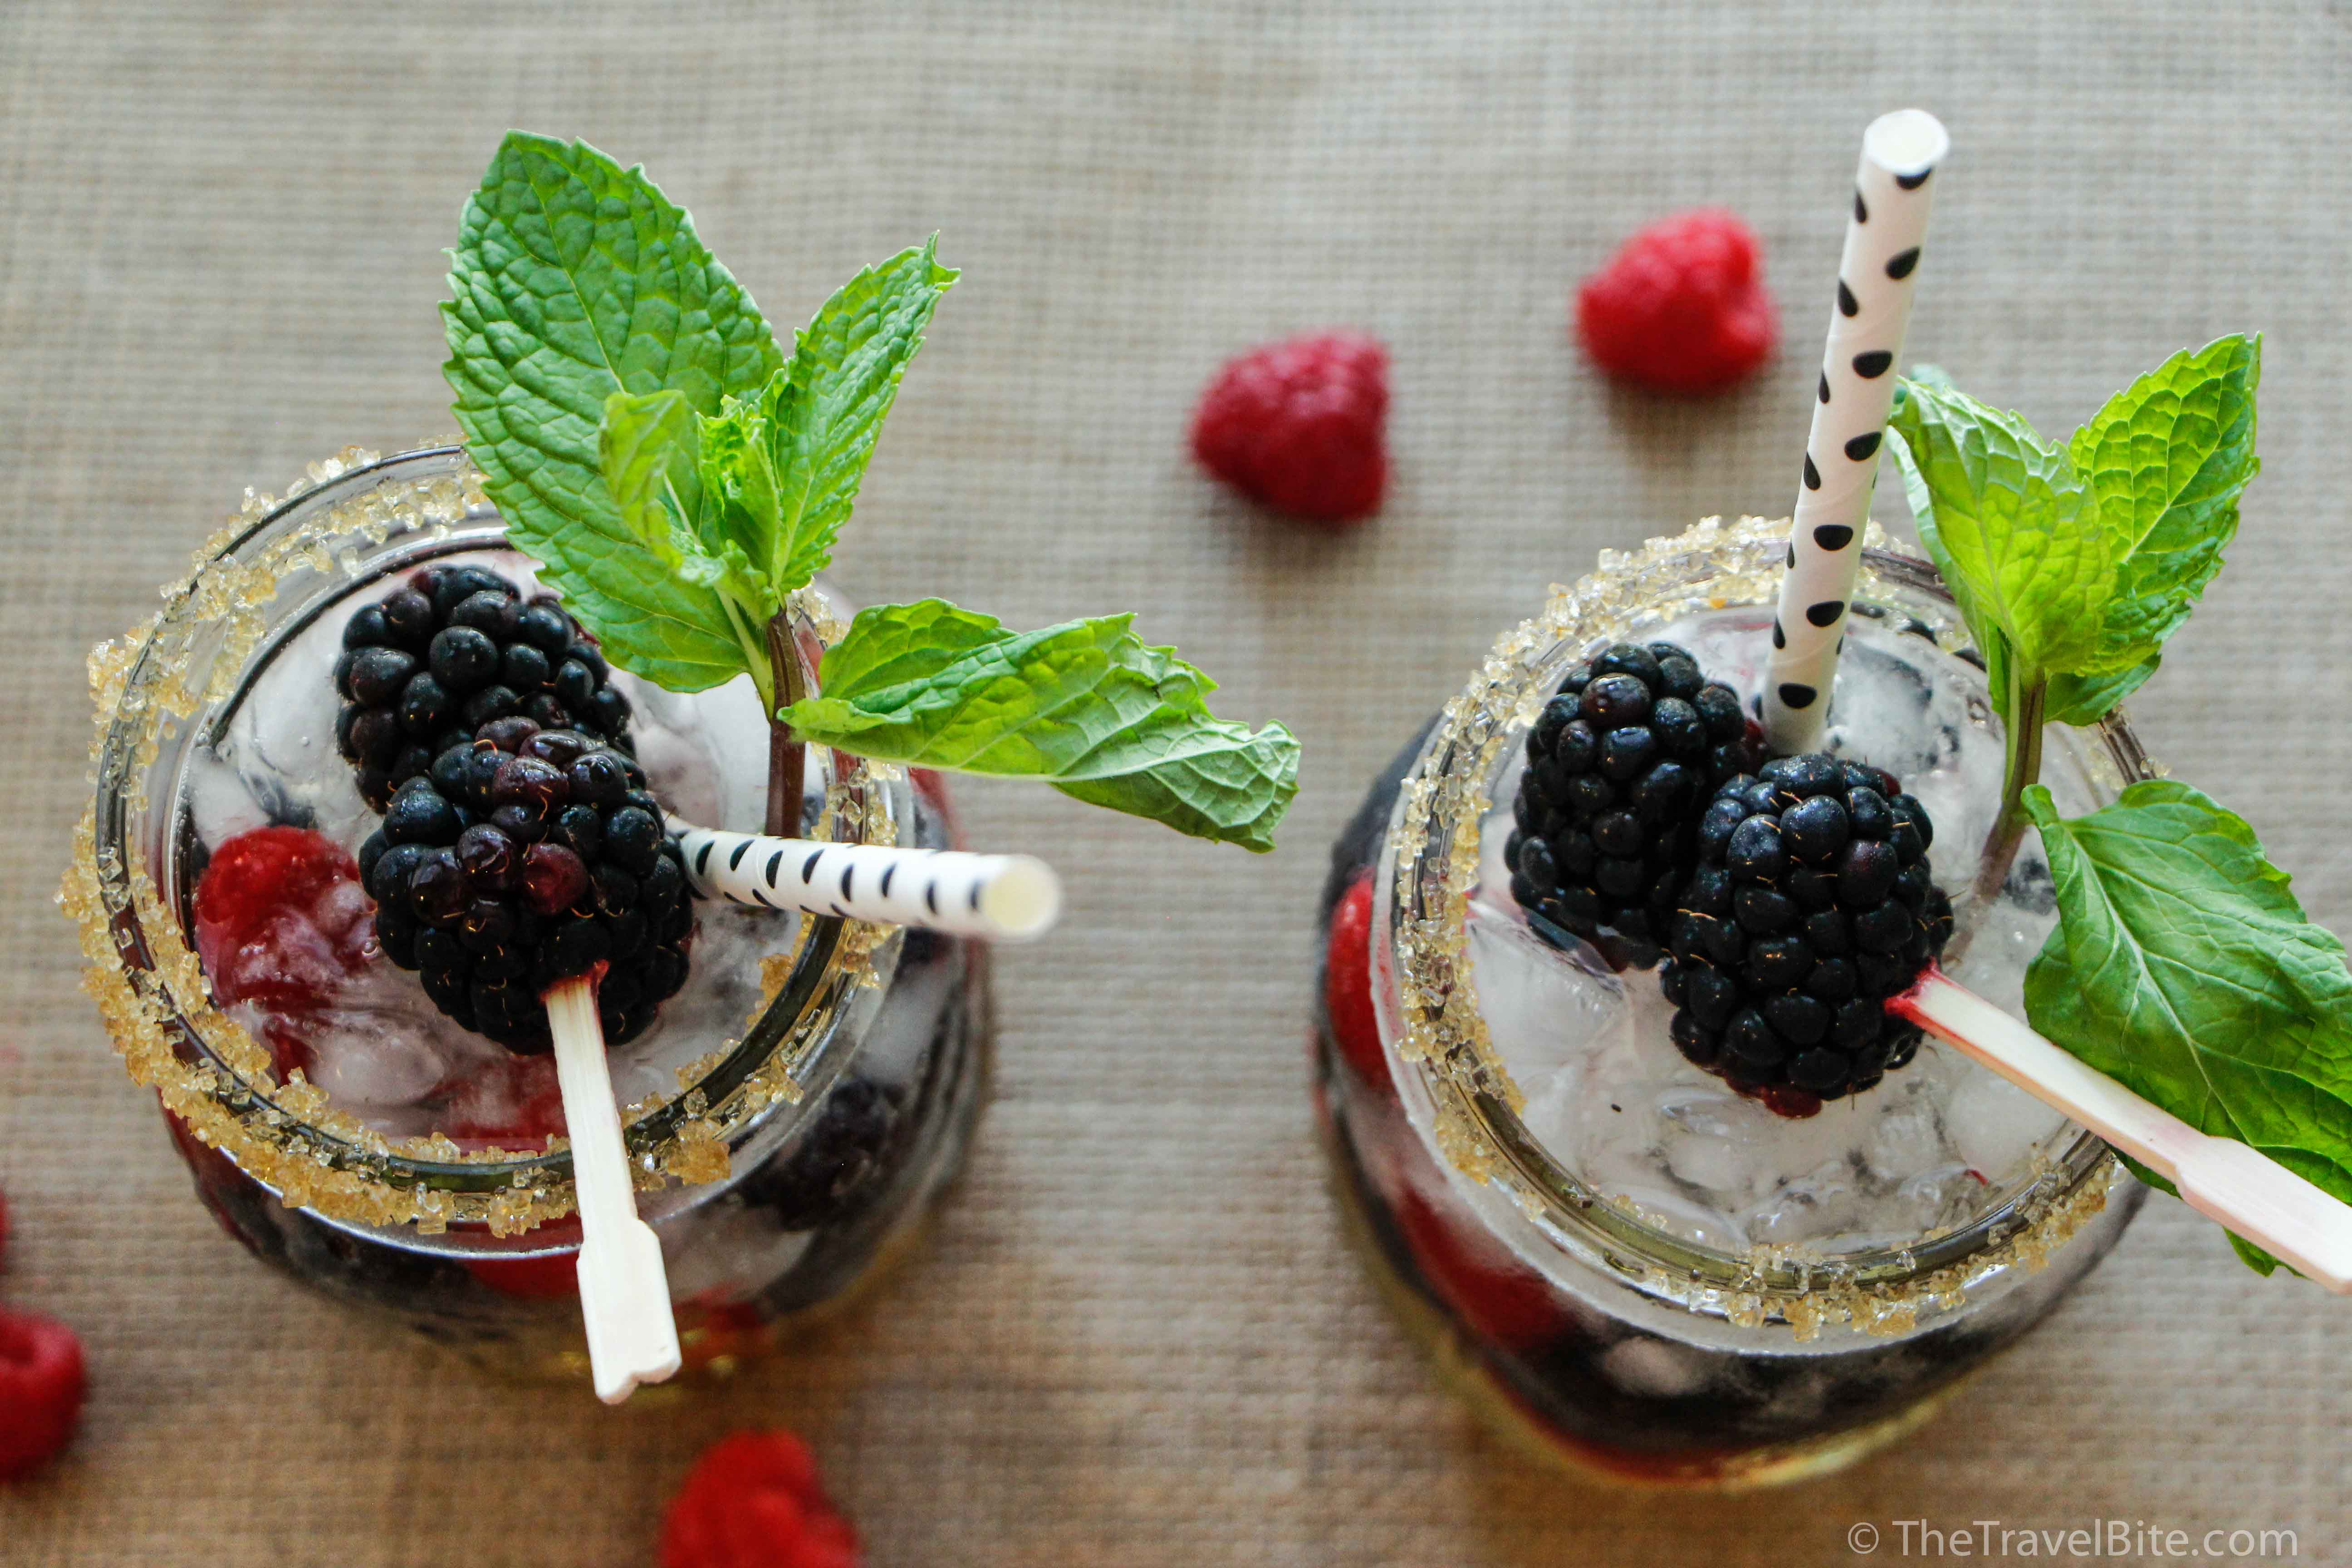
(2054, 334), (2261, 718)
(2045, 655), (2160, 727)
(780, 600), (1302, 851)
(443, 132), (782, 691)
(598, 389), (777, 702)
(751, 239), (957, 594)
(1887, 381), (2114, 685)
(2022, 781), (2352, 1272)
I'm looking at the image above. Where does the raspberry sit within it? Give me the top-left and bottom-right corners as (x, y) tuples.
(0, 1309), (86, 1481)
(1509, 641), (1761, 967)
(464, 1247), (581, 1300)
(357, 727), (695, 1054)
(436, 1053), (568, 1150)
(1660, 754), (1954, 1112)
(193, 825), (361, 956)
(739, 1079), (906, 1231)
(1396, 1191), (1567, 1351)
(335, 564), (632, 810)
(1323, 872), (1387, 1089)
(1190, 330), (1388, 524)
(1576, 210), (1777, 396)
(661, 1430), (862, 1568)
(193, 827), (370, 1017)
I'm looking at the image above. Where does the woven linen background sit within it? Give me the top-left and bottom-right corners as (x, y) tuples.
(4, 2), (2349, 1563)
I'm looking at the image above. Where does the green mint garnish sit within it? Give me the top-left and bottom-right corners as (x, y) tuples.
(442, 134), (1299, 851)
(1890, 338), (2349, 1277)
(598, 240), (957, 713)
(779, 600), (1302, 853)
(2048, 334), (2260, 720)
(1886, 381), (2113, 696)
(443, 132), (782, 693)
(1889, 334), (2261, 733)
(2022, 782), (2352, 1274)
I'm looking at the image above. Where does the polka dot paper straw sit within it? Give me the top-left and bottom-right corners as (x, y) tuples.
(1761, 109), (1950, 756)
(673, 826), (1063, 942)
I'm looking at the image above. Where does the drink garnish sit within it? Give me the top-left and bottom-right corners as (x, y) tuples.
(446, 132), (1300, 852)
(1888, 337), (2352, 1276)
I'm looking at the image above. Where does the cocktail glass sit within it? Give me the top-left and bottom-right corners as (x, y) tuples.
(1313, 517), (2148, 1487)
(66, 446), (991, 1382)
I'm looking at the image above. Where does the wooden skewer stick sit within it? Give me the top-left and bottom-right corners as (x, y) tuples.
(543, 975), (683, 1402)
(1893, 968), (2352, 1292)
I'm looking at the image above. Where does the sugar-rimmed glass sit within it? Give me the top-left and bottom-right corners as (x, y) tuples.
(1313, 516), (2148, 1486)
(66, 446), (991, 1381)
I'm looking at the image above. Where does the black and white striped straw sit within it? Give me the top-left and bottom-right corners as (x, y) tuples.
(1761, 109), (1950, 755)
(672, 825), (1063, 942)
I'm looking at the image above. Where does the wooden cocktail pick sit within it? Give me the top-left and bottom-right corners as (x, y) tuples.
(1895, 968), (2352, 1292)
(541, 975), (682, 1404)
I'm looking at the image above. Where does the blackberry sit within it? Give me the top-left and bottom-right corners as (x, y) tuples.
(739, 1078), (907, 1230)
(1659, 754), (1955, 1109)
(357, 725), (695, 1053)
(1508, 641), (1763, 965)
(334, 564), (632, 810)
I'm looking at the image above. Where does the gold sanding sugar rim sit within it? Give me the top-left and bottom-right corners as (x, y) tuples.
(63, 446), (898, 1237)
(1385, 514), (2128, 1327)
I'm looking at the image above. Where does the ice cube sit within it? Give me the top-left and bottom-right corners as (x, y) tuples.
(1740, 1156), (1859, 1246)
(185, 751), (270, 850)
(1601, 1336), (1715, 1399)
(1660, 1087), (1771, 1198)
(1469, 908), (1632, 1093)
(1942, 1068), (2066, 1178)
(1891, 1162), (1992, 1237)
(304, 1005), (456, 1110)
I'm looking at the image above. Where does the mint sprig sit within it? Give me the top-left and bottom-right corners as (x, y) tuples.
(1888, 339), (2352, 1279)
(781, 601), (1302, 853)
(1889, 335), (2262, 737)
(1890, 338), (2263, 906)
(596, 240), (958, 714)
(443, 133), (782, 693)
(443, 134), (1300, 851)
(2023, 783), (2352, 1273)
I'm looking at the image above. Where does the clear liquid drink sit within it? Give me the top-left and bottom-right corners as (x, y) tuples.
(1313, 518), (2146, 1486)
(69, 448), (991, 1381)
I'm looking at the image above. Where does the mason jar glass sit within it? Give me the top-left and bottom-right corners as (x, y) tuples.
(1313, 517), (2148, 1487)
(66, 446), (991, 1383)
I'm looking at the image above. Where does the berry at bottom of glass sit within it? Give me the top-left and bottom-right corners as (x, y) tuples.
(1314, 517), (2146, 1489)
(73, 448), (992, 1384)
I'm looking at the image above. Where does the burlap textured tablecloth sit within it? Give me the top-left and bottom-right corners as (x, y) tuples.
(5, 2), (2349, 1563)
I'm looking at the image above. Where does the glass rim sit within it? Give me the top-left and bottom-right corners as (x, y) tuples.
(1375, 515), (2148, 1314)
(66, 445), (903, 1235)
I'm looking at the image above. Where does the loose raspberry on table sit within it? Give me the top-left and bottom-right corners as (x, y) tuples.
(661, 1430), (862, 1568)
(0, 1309), (86, 1482)
(1323, 872), (1387, 1090)
(1190, 330), (1389, 525)
(1576, 210), (1777, 396)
